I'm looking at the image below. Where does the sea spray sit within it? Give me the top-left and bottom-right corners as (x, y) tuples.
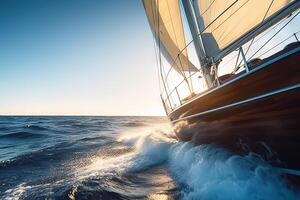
(1, 116), (299, 200)
(117, 125), (176, 172)
(167, 143), (300, 199)
(117, 126), (300, 200)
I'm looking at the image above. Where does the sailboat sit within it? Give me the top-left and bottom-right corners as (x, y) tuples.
(143, 0), (300, 172)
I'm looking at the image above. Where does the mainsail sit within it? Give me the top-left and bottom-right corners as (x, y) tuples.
(143, 0), (198, 74)
(193, 0), (299, 60)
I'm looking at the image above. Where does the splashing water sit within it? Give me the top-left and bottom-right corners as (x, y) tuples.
(0, 116), (299, 200)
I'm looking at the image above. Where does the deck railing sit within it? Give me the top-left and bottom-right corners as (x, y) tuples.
(161, 30), (300, 115)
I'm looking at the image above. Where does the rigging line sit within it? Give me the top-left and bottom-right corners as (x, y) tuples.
(200, 0), (217, 16)
(151, 3), (164, 94)
(165, 62), (174, 82)
(155, 5), (174, 108)
(216, 22), (281, 71)
(219, 0), (270, 45)
(164, 6), (188, 82)
(244, 0), (275, 55)
(166, 0), (193, 93)
(235, 0), (275, 71)
(257, 30), (300, 58)
(150, 4), (162, 93)
(184, 0), (199, 91)
(151, 1), (161, 80)
(178, 56), (193, 94)
(218, 52), (239, 69)
(201, 0), (249, 70)
(151, 0), (175, 108)
(156, 0), (173, 108)
(247, 16), (287, 48)
(200, 0), (239, 34)
(166, 0), (180, 49)
(149, 2), (159, 61)
(233, 18), (288, 73)
(152, 0), (164, 82)
(233, 48), (241, 72)
(165, 2), (239, 81)
(167, 0), (240, 71)
(209, 0), (250, 36)
(150, 0), (162, 92)
(157, 0), (186, 80)
(217, 4), (289, 72)
(149, 1), (160, 75)
(248, 9), (300, 60)
(213, 0), (234, 40)
(150, 1), (159, 51)
(167, 71), (198, 100)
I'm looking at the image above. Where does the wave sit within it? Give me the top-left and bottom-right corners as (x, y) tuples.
(24, 124), (49, 131)
(2, 119), (299, 200)
(54, 118), (113, 129)
(0, 140), (78, 170)
(0, 131), (46, 139)
(66, 185), (125, 200)
(0, 124), (49, 133)
(116, 126), (300, 200)
(168, 143), (300, 200)
(71, 124), (300, 199)
(78, 135), (109, 142)
(121, 121), (147, 127)
(3, 183), (32, 200)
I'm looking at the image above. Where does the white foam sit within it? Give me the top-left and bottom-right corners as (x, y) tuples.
(4, 183), (32, 200)
(66, 123), (300, 199)
(82, 125), (175, 177)
(169, 143), (300, 199)
(117, 125), (300, 200)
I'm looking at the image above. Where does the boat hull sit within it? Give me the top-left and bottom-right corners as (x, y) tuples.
(169, 46), (300, 169)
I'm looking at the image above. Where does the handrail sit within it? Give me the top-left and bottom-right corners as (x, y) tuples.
(165, 71), (197, 102)
(163, 8), (300, 86)
(257, 31), (300, 58)
(155, 1), (299, 114)
(162, 30), (300, 113)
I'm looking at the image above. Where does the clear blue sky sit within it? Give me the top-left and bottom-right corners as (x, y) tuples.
(0, 0), (164, 116)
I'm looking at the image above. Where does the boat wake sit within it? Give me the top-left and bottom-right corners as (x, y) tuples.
(80, 124), (300, 200)
(1, 117), (299, 200)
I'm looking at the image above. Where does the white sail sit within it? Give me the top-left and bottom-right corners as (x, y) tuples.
(143, 0), (198, 73)
(193, 0), (297, 59)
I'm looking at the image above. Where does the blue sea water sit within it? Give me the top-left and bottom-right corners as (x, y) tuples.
(0, 116), (299, 200)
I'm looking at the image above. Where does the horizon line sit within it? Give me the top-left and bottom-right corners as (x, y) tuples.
(0, 114), (166, 117)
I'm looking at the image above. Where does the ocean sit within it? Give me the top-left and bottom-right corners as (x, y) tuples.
(0, 116), (299, 200)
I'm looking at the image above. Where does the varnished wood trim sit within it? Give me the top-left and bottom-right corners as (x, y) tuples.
(169, 47), (300, 115)
(171, 83), (300, 123)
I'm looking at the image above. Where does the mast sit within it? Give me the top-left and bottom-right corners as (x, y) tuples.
(181, 0), (213, 87)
